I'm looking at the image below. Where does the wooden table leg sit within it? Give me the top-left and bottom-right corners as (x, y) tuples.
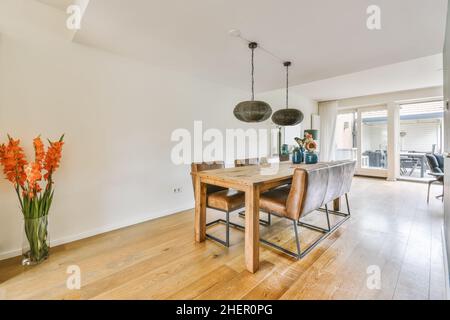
(333, 197), (341, 212)
(194, 176), (207, 242)
(245, 184), (260, 273)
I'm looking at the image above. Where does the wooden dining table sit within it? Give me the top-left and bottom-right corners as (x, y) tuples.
(193, 161), (342, 273)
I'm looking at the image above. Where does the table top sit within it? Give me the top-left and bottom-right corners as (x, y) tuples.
(400, 152), (427, 157)
(195, 161), (341, 187)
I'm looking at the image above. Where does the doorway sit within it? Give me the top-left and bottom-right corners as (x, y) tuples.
(397, 100), (444, 182)
(335, 105), (388, 177)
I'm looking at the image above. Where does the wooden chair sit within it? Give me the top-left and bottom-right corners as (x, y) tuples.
(191, 162), (245, 247)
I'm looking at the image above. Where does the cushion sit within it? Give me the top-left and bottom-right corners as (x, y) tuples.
(259, 186), (290, 217)
(426, 154), (443, 174)
(435, 154), (444, 171)
(207, 189), (245, 212)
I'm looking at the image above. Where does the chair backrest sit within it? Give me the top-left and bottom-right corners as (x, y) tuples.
(340, 161), (357, 195)
(322, 162), (345, 204)
(235, 158), (259, 167)
(435, 154), (445, 172)
(285, 161), (356, 220)
(425, 154), (443, 174)
(191, 162), (226, 195)
(286, 164), (329, 221)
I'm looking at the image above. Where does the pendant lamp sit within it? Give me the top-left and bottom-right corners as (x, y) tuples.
(234, 42), (272, 123)
(271, 61), (304, 126)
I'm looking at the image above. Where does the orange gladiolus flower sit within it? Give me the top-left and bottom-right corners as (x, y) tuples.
(33, 137), (45, 166)
(24, 162), (42, 198)
(0, 137), (28, 187)
(43, 140), (64, 181)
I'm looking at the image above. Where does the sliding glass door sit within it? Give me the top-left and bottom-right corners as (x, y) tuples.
(397, 100), (444, 181)
(360, 108), (388, 171)
(335, 106), (388, 177)
(335, 111), (357, 161)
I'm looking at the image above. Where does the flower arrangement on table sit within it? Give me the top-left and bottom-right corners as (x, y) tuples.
(294, 133), (318, 164)
(0, 134), (64, 265)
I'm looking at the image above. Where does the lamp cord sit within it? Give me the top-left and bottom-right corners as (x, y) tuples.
(286, 64), (289, 109)
(251, 46), (255, 101)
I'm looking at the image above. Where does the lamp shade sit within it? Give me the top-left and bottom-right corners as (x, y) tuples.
(271, 61), (303, 126)
(272, 108), (304, 126)
(234, 100), (272, 122)
(233, 42), (272, 123)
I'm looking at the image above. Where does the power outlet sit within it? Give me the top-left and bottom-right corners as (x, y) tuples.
(173, 187), (183, 194)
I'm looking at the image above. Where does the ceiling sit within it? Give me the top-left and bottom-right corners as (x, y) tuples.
(291, 54), (443, 101)
(37, 0), (447, 97)
(37, 0), (74, 11)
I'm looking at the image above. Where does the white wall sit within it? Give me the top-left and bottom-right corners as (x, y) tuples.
(0, 0), (317, 259)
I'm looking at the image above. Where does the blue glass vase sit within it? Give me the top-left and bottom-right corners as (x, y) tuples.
(292, 148), (304, 164)
(281, 144), (289, 156)
(305, 151), (318, 164)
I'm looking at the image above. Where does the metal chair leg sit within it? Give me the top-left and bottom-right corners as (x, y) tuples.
(298, 204), (332, 232)
(239, 211), (271, 226)
(325, 204), (331, 231)
(345, 193), (351, 215)
(206, 211), (245, 247)
(226, 212), (230, 247)
(427, 181), (432, 203)
(293, 220), (301, 259)
(261, 195), (352, 260)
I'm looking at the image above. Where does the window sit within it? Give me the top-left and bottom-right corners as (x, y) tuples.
(398, 100), (444, 180)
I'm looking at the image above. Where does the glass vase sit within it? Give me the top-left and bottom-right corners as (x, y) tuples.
(292, 148), (304, 164)
(22, 215), (50, 266)
(305, 151), (318, 164)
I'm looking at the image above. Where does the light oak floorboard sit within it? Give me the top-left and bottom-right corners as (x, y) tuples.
(0, 177), (446, 300)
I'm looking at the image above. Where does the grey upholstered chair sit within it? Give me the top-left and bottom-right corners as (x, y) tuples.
(259, 161), (356, 259)
(425, 154), (444, 203)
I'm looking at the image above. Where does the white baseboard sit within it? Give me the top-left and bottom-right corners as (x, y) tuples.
(442, 226), (450, 300)
(0, 202), (194, 261)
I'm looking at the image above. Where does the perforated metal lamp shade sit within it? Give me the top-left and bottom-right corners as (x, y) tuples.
(234, 42), (272, 123)
(271, 61), (304, 126)
(234, 100), (272, 122)
(272, 108), (304, 126)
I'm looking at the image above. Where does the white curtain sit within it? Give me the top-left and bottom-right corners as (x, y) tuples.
(318, 101), (338, 161)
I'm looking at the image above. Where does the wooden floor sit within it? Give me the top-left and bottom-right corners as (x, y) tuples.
(0, 177), (446, 300)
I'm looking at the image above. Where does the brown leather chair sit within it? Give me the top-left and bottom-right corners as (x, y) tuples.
(234, 158), (272, 226)
(259, 161), (356, 259)
(191, 162), (245, 247)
